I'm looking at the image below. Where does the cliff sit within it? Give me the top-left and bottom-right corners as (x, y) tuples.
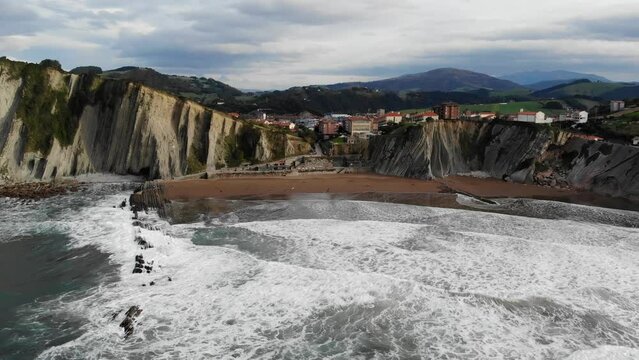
(0, 59), (310, 181)
(368, 121), (639, 200)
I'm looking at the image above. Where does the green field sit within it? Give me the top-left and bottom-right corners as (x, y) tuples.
(542, 82), (625, 98)
(601, 112), (639, 137)
(460, 101), (566, 115)
(401, 101), (568, 116)
(399, 108), (433, 114)
(490, 89), (534, 98)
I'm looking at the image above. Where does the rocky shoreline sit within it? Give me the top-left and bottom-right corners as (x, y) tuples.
(0, 180), (82, 199)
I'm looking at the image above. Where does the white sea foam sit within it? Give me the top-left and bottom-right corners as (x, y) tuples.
(566, 346), (639, 360)
(33, 196), (639, 359)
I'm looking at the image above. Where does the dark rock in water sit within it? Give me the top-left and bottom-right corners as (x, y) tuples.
(133, 255), (147, 274)
(150, 281), (155, 286)
(119, 305), (143, 339)
(119, 199), (127, 208)
(132, 220), (142, 227)
(111, 310), (122, 320)
(135, 236), (153, 249)
(125, 305), (143, 318)
(168, 277), (172, 282)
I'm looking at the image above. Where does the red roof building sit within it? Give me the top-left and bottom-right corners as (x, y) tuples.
(434, 102), (461, 120)
(318, 119), (340, 137)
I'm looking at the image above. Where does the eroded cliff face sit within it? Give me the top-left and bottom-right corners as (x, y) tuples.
(369, 121), (639, 199)
(0, 60), (310, 181)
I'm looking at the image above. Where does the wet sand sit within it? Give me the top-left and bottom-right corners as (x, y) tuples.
(161, 173), (577, 201)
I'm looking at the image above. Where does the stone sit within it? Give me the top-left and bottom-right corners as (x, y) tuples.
(119, 305), (143, 339)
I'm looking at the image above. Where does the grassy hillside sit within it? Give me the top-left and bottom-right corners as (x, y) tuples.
(99, 67), (243, 106)
(251, 86), (494, 115)
(532, 80), (635, 99)
(460, 101), (567, 115)
(600, 112), (639, 138)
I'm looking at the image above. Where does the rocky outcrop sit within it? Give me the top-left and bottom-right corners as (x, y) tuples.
(0, 59), (310, 182)
(369, 121), (639, 199)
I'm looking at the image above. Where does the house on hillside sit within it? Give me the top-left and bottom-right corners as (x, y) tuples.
(610, 100), (625, 113)
(385, 112), (403, 124)
(632, 136), (639, 146)
(517, 111), (550, 124)
(434, 102), (461, 120)
(559, 111), (589, 123)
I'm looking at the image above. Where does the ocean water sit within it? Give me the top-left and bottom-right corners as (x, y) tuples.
(1, 187), (639, 359)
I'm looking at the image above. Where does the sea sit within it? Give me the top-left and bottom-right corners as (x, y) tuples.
(1, 181), (639, 359)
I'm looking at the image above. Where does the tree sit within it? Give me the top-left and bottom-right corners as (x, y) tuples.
(544, 101), (564, 110)
(39, 59), (62, 70)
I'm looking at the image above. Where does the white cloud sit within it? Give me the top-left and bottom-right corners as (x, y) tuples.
(0, 0), (638, 89)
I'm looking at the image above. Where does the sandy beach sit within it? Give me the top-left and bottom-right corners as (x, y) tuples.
(161, 173), (578, 201)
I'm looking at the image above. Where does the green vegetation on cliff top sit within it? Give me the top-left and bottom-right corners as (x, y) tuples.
(600, 112), (639, 137)
(223, 124), (289, 167)
(5, 60), (77, 154)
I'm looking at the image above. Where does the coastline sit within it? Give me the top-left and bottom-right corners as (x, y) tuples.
(161, 173), (574, 200)
(155, 172), (639, 212)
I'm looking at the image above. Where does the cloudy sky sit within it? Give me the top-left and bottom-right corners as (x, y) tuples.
(1, 0), (638, 89)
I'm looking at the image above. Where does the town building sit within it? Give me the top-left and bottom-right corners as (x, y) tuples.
(559, 111), (589, 123)
(328, 114), (351, 120)
(345, 116), (375, 135)
(575, 111), (589, 123)
(610, 100), (626, 113)
(318, 119), (340, 138)
(412, 111), (439, 121)
(478, 112), (497, 121)
(385, 112), (403, 124)
(296, 118), (319, 128)
(435, 102), (461, 120)
(468, 112), (496, 121)
(517, 111), (550, 124)
(633, 136), (639, 146)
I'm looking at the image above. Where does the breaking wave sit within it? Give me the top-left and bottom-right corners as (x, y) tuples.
(6, 193), (638, 359)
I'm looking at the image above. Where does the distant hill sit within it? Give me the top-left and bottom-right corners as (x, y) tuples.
(99, 67), (243, 105)
(244, 86), (493, 114)
(326, 68), (523, 92)
(525, 79), (587, 91)
(532, 79), (639, 100)
(501, 70), (610, 86)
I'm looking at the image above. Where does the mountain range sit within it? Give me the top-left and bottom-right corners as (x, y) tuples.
(326, 68), (523, 92)
(60, 60), (639, 114)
